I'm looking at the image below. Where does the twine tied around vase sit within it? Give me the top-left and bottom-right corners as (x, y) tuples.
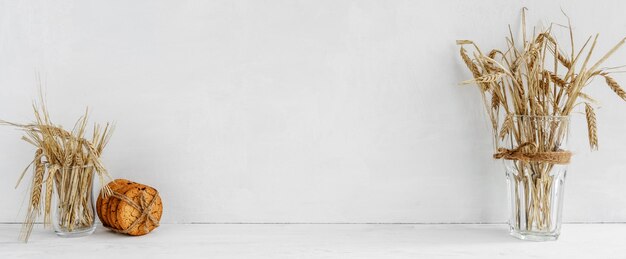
(105, 190), (160, 235)
(493, 142), (572, 165)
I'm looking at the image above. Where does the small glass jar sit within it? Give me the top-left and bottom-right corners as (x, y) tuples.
(51, 165), (97, 237)
(500, 115), (570, 241)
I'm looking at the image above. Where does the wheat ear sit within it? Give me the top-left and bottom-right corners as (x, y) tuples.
(585, 103), (599, 150)
(601, 73), (626, 101)
(19, 149), (44, 242)
(499, 113), (513, 140)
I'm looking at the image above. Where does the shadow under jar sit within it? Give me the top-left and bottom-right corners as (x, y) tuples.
(51, 165), (97, 237)
(499, 115), (570, 241)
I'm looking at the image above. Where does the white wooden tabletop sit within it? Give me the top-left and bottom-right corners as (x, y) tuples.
(1, 223), (624, 258)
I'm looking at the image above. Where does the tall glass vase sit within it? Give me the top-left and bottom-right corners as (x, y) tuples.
(51, 165), (97, 237)
(500, 115), (570, 241)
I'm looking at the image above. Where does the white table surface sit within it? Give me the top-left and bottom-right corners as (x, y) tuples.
(1, 223), (625, 258)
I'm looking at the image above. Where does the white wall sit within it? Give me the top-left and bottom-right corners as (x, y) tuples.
(1, 0), (625, 224)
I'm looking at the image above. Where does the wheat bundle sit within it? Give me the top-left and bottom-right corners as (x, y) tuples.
(1, 103), (114, 242)
(458, 9), (625, 150)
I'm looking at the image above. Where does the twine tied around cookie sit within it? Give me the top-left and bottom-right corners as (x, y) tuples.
(493, 142), (572, 165)
(105, 190), (160, 235)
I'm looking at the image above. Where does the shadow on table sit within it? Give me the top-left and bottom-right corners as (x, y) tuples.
(407, 224), (520, 245)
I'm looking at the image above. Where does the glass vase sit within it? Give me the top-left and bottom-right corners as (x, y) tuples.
(51, 165), (97, 237)
(501, 115), (570, 241)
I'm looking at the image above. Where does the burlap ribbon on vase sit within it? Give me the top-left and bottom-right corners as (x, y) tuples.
(105, 190), (160, 235)
(493, 142), (572, 165)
